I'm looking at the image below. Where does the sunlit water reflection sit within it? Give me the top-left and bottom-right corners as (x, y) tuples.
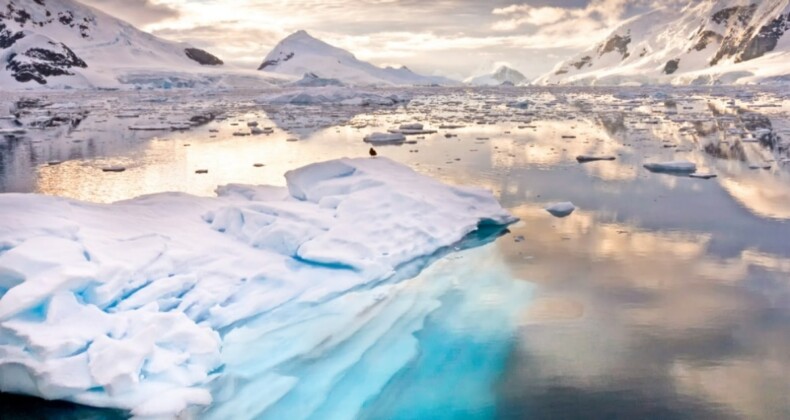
(1, 87), (789, 418)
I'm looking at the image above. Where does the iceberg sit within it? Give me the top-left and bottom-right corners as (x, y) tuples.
(0, 157), (516, 417)
(545, 202), (576, 218)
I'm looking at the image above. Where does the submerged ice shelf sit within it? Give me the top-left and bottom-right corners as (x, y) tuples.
(0, 157), (516, 417)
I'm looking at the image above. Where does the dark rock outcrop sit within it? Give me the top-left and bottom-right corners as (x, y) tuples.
(710, 4), (789, 65)
(572, 56), (592, 70)
(184, 48), (223, 66)
(6, 41), (87, 84)
(664, 59), (680, 74)
(704, 141), (746, 161)
(737, 13), (790, 62)
(0, 23), (25, 48)
(712, 4), (756, 26)
(598, 34), (631, 58)
(258, 52), (294, 70)
(693, 30), (723, 51)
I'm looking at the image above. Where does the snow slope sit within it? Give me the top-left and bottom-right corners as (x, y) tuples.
(536, 0), (790, 85)
(465, 65), (528, 86)
(0, 157), (515, 417)
(258, 30), (458, 87)
(0, 0), (273, 89)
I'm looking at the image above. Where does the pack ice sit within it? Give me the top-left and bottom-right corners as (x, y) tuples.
(0, 157), (516, 417)
(257, 87), (410, 106)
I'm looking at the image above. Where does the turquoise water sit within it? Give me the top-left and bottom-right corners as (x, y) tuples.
(1, 87), (789, 418)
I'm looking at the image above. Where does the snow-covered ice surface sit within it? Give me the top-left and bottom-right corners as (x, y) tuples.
(0, 156), (515, 416)
(2, 85), (790, 419)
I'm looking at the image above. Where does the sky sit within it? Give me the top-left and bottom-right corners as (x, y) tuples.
(79, 0), (672, 80)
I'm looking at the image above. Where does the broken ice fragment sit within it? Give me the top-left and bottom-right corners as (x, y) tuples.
(545, 202), (576, 218)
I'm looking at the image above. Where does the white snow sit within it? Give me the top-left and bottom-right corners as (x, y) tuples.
(0, 157), (515, 416)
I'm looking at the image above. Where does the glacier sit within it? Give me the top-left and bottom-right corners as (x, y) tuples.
(0, 157), (518, 417)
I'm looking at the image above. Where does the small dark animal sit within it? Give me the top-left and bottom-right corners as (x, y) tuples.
(369, 147), (377, 157)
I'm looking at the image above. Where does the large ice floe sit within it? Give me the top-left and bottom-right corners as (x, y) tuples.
(0, 157), (516, 417)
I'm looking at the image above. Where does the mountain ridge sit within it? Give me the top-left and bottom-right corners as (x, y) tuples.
(0, 0), (225, 88)
(465, 65), (528, 86)
(535, 0), (790, 85)
(258, 30), (458, 86)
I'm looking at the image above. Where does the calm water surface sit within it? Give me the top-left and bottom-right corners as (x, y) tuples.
(1, 87), (789, 419)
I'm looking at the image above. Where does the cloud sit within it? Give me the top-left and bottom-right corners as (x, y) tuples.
(491, 6), (570, 30)
(152, 24), (285, 66)
(490, 0), (649, 33)
(80, 0), (179, 26)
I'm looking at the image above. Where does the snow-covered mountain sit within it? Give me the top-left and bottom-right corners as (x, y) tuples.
(465, 65), (528, 86)
(258, 30), (457, 86)
(536, 0), (790, 85)
(0, 0), (227, 89)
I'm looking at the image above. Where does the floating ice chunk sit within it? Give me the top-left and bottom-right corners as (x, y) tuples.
(689, 173), (717, 179)
(545, 202), (576, 218)
(576, 155), (616, 163)
(643, 161), (697, 173)
(388, 127), (437, 135)
(364, 132), (406, 144)
(128, 124), (173, 131)
(399, 123), (423, 130)
(506, 100), (532, 109)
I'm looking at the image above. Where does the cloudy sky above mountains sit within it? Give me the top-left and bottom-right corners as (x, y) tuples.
(80, 0), (682, 79)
